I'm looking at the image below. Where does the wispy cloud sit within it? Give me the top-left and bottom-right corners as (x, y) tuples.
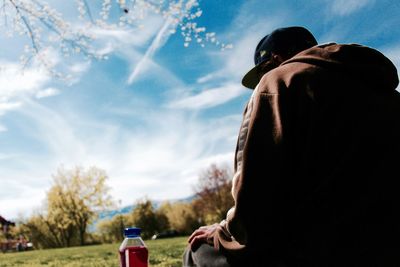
(381, 44), (400, 90)
(35, 87), (61, 99)
(329, 0), (375, 16)
(0, 177), (48, 219)
(0, 57), (86, 119)
(69, 62), (91, 74)
(196, 73), (216, 84)
(105, 110), (241, 202)
(89, 15), (165, 50)
(0, 62), (51, 98)
(82, 13), (179, 86)
(168, 83), (245, 109)
(195, 17), (281, 87)
(0, 124), (6, 132)
(0, 101), (22, 115)
(127, 17), (175, 84)
(0, 62), (52, 118)
(0, 83), (242, 218)
(86, 14), (166, 70)
(383, 45), (400, 67)
(0, 153), (19, 160)
(178, 20), (276, 109)
(18, 98), (87, 164)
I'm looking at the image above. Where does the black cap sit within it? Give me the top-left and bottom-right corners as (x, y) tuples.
(242, 26), (317, 89)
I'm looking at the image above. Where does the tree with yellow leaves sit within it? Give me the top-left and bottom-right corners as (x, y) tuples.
(46, 165), (114, 246)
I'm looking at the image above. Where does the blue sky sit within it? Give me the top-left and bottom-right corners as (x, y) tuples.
(0, 0), (399, 219)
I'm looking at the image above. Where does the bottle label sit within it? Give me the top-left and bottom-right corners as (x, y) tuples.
(125, 249), (129, 266)
(124, 246), (148, 267)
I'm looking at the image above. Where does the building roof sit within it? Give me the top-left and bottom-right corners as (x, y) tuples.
(0, 215), (15, 226)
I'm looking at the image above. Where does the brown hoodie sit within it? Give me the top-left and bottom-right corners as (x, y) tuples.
(215, 43), (400, 266)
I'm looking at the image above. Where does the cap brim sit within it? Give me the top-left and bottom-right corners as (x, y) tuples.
(241, 65), (260, 90)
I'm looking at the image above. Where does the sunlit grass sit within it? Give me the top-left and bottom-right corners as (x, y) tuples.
(0, 236), (188, 267)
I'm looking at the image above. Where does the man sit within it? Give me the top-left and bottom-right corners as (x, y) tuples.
(183, 26), (400, 266)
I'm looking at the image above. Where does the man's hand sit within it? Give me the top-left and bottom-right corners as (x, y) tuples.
(188, 223), (219, 251)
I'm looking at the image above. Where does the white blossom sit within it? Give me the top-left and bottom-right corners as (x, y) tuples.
(0, 0), (232, 79)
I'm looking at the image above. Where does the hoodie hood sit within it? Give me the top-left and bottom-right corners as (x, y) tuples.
(283, 43), (399, 92)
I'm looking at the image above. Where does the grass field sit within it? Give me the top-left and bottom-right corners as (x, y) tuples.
(0, 236), (188, 267)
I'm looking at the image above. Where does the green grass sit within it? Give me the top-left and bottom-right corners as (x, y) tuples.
(0, 236), (188, 267)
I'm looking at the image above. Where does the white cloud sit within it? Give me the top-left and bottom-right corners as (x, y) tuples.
(90, 15), (165, 47)
(172, 17), (278, 111)
(0, 165), (53, 219)
(168, 83), (245, 109)
(35, 87), (61, 99)
(18, 99), (87, 164)
(127, 17), (175, 84)
(0, 94), (242, 218)
(195, 19), (280, 87)
(0, 60), (65, 118)
(196, 73), (216, 84)
(381, 44), (400, 90)
(0, 153), (17, 160)
(96, 42), (115, 56)
(330, 0), (374, 16)
(82, 13), (182, 87)
(91, 28), (136, 44)
(0, 124), (7, 132)
(0, 186), (47, 220)
(0, 101), (22, 115)
(223, 29), (267, 79)
(0, 63), (51, 99)
(88, 14), (165, 60)
(104, 111), (241, 205)
(0, 62), (63, 117)
(0, 1), (284, 220)
(69, 62), (91, 74)
(383, 45), (400, 67)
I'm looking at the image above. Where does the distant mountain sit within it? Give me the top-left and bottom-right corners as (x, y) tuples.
(96, 205), (135, 222)
(91, 195), (196, 231)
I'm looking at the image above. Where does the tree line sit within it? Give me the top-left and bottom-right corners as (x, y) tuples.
(5, 164), (233, 249)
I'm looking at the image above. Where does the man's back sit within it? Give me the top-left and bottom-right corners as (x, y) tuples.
(242, 43), (400, 266)
(184, 28), (400, 267)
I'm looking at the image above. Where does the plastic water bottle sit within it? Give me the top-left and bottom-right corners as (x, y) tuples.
(119, 227), (148, 267)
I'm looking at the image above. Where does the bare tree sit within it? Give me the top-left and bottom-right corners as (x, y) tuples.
(193, 163), (234, 224)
